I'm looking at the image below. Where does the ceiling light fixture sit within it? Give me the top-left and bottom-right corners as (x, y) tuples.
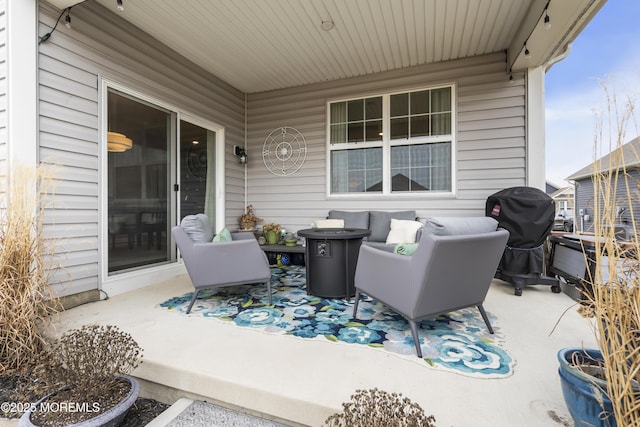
(320, 20), (334, 31)
(117, 0), (124, 11)
(107, 132), (133, 152)
(64, 11), (72, 29)
(524, 43), (530, 59)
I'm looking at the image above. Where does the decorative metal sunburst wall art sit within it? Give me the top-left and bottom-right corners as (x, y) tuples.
(262, 126), (307, 176)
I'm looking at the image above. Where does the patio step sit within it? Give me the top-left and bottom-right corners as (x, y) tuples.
(136, 377), (305, 427)
(145, 398), (193, 426)
(146, 398), (292, 426)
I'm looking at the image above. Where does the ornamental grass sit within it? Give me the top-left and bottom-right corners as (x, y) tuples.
(0, 165), (59, 373)
(580, 86), (640, 425)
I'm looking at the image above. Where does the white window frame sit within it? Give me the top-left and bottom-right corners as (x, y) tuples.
(326, 83), (456, 198)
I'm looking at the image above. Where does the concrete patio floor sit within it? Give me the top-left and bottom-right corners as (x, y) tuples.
(45, 272), (596, 426)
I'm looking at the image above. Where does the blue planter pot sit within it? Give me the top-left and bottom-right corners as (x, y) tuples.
(557, 347), (616, 427)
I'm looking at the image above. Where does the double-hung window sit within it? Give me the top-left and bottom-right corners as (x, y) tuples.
(328, 85), (453, 195)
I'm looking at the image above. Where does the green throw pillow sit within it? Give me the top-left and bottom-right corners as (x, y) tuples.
(394, 242), (419, 256)
(212, 227), (232, 243)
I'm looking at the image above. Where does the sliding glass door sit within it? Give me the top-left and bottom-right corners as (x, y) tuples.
(107, 89), (173, 273)
(106, 86), (222, 275)
(179, 120), (216, 224)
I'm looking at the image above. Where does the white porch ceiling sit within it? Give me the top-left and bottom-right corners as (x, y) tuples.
(47, 0), (605, 94)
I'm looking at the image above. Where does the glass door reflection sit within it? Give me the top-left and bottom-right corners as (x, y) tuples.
(179, 120), (216, 224)
(107, 89), (173, 273)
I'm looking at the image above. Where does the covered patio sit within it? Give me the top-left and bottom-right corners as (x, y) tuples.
(0, 1), (606, 425)
(11, 0), (605, 306)
(48, 272), (594, 426)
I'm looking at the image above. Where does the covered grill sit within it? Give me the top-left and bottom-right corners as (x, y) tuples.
(486, 186), (561, 296)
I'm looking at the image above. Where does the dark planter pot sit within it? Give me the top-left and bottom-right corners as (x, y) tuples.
(18, 375), (140, 427)
(557, 347), (616, 427)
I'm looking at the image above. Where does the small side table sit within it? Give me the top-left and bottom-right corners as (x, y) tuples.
(259, 243), (306, 265)
(297, 228), (370, 298)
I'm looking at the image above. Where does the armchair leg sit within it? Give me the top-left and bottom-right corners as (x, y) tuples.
(477, 304), (494, 334)
(266, 281), (272, 305)
(408, 320), (423, 358)
(352, 290), (361, 317)
(186, 290), (200, 314)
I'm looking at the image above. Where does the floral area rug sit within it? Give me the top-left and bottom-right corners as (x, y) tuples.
(159, 266), (515, 378)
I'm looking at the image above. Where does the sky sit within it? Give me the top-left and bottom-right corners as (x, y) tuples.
(545, 0), (640, 187)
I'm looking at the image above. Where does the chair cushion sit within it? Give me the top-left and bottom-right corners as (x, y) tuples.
(385, 219), (424, 244)
(327, 210), (369, 229)
(422, 217), (498, 236)
(361, 241), (396, 252)
(181, 214), (214, 242)
(212, 227), (232, 243)
(369, 211), (416, 242)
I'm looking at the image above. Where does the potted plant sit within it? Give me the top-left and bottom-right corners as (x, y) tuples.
(262, 223), (282, 245)
(557, 89), (640, 426)
(19, 324), (143, 427)
(558, 347), (616, 426)
(238, 204), (262, 230)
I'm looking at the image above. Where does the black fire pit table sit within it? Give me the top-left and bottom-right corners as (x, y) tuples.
(297, 228), (370, 298)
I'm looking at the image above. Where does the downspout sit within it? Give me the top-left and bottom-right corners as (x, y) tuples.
(244, 93), (248, 209)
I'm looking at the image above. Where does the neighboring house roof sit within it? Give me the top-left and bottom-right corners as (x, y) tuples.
(549, 186), (574, 199)
(49, 0), (605, 93)
(546, 181), (561, 193)
(566, 136), (640, 181)
(366, 174), (429, 192)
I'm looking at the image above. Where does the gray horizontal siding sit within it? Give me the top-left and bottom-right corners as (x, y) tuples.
(574, 169), (640, 238)
(246, 52), (525, 231)
(38, 1), (245, 297)
(43, 223), (98, 240)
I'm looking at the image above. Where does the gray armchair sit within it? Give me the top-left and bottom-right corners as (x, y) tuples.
(353, 228), (509, 357)
(172, 223), (272, 314)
